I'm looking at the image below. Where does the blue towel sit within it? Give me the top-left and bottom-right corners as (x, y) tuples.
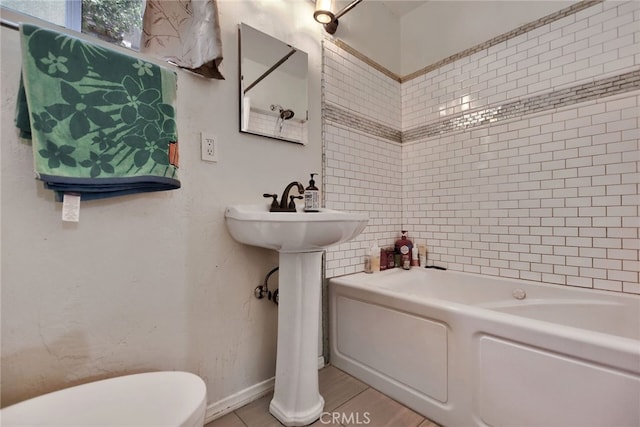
(16, 24), (180, 201)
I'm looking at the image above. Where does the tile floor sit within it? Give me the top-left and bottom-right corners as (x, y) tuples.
(205, 365), (441, 427)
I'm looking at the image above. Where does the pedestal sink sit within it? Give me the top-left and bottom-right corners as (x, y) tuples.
(225, 205), (368, 426)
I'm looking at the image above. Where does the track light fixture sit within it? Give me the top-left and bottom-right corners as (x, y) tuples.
(313, 0), (363, 35)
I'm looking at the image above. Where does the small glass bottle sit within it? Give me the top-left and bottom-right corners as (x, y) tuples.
(370, 242), (380, 272)
(410, 247), (419, 267)
(402, 254), (411, 270)
(364, 255), (372, 273)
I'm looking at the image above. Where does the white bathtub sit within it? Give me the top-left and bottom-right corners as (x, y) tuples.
(329, 268), (640, 427)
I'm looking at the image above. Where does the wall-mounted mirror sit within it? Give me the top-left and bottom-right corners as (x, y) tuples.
(239, 23), (308, 145)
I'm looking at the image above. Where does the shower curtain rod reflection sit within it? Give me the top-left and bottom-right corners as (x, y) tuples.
(1, 18), (19, 30)
(243, 47), (297, 95)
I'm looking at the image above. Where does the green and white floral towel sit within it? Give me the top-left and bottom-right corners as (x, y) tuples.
(16, 23), (180, 201)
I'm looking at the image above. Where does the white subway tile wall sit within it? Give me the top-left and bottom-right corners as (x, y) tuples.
(402, 1), (639, 133)
(403, 92), (638, 293)
(323, 0), (639, 293)
(246, 109), (306, 143)
(323, 41), (401, 129)
(323, 40), (402, 277)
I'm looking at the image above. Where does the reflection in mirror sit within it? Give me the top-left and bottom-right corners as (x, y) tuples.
(239, 23), (308, 144)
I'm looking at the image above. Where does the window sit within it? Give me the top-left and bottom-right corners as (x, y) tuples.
(0, 0), (143, 49)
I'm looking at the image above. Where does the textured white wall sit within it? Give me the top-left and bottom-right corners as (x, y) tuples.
(0, 0), (322, 409)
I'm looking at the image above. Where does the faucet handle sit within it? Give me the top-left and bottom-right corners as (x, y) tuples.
(288, 195), (303, 210)
(263, 193), (279, 210)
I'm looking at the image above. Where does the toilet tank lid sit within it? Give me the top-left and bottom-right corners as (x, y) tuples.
(0, 371), (207, 427)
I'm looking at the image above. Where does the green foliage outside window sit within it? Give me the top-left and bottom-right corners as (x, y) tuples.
(82, 0), (143, 45)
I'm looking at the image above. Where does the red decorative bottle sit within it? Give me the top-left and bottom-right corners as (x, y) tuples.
(395, 231), (413, 270)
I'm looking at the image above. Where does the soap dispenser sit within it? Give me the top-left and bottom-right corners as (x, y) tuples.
(304, 173), (320, 212)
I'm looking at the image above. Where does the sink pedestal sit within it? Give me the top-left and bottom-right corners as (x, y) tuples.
(225, 205), (368, 426)
(269, 251), (325, 426)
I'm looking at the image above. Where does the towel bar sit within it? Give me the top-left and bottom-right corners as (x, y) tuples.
(1, 18), (19, 30)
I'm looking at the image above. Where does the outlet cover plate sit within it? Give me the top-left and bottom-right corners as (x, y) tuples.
(201, 133), (218, 162)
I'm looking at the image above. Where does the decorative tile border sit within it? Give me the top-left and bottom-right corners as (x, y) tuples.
(403, 68), (640, 142)
(324, 67), (640, 144)
(324, 103), (402, 143)
(324, 0), (636, 144)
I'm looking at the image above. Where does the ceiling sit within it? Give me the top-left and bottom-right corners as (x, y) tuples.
(380, 0), (428, 17)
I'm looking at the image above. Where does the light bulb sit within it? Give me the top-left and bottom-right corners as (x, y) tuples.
(314, 0), (334, 24)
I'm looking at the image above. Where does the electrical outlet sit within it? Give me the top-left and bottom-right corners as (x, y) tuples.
(201, 133), (218, 162)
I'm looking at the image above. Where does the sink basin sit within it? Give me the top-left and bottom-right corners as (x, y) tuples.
(225, 204), (368, 253)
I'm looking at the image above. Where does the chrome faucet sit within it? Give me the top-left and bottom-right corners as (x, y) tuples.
(263, 181), (304, 212)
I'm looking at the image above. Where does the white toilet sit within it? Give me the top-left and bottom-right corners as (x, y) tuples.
(0, 371), (207, 427)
